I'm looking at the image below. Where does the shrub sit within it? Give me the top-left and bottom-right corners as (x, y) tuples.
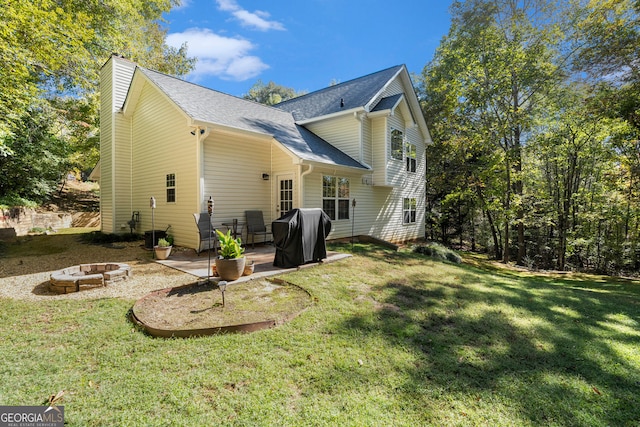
(413, 242), (461, 263)
(81, 231), (142, 244)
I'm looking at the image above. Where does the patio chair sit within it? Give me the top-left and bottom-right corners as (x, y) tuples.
(245, 210), (271, 248)
(193, 213), (218, 255)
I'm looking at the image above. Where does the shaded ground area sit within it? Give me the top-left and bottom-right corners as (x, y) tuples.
(132, 278), (313, 335)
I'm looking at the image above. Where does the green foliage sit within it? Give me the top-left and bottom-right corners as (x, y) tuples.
(243, 80), (306, 105)
(420, 0), (640, 272)
(572, 0), (640, 84)
(0, 105), (72, 204)
(80, 231), (142, 244)
(412, 242), (462, 263)
(0, 0), (195, 203)
(422, 0), (566, 263)
(157, 238), (171, 247)
(216, 229), (245, 259)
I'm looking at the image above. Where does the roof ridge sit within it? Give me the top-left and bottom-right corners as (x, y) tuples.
(275, 64), (405, 107)
(138, 67), (293, 116)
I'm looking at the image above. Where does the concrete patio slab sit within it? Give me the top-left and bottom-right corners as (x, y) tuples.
(155, 244), (351, 283)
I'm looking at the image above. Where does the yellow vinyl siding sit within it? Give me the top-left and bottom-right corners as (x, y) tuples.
(128, 82), (199, 248)
(362, 116), (372, 166)
(382, 79), (404, 98)
(99, 63), (113, 232)
(99, 57), (136, 233)
(113, 115), (131, 231)
(202, 132), (294, 239)
(302, 170), (423, 243)
(305, 115), (360, 161)
(371, 116), (388, 186)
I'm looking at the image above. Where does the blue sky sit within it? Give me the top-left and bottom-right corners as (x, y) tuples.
(164, 0), (453, 97)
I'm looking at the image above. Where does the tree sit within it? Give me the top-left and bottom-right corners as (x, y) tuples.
(422, 0), (566, 264)
(0, 0), (195, 204)
(528, 85), (622, 270)
(0, 105), (72, 203)
(571, 0), (640, 84)
(243, 80), (306, 105)
(0, 0), (94, 135)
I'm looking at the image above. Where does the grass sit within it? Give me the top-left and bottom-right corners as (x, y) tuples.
(1, 239), (639, 426)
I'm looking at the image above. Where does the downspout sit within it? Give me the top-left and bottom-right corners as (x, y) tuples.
(193, 126), (210, 213)
(354, 111), (364, 164)
(195, 128), (202, 213)
(130, 113), (133, 223)
(299, 163), (314, 209)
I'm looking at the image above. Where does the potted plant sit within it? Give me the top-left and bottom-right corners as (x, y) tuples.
(154, 237), (172, 260)
(215, 229), (246, 281)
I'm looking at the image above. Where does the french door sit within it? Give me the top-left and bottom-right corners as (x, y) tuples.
(277, 175), (293, 217)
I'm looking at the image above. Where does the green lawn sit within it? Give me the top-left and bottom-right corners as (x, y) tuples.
(1, 242), (639, 426)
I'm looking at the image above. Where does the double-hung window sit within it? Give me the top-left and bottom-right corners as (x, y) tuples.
(403, 197), (416, 224)
(390, 128), (403, 161)
(166, 173), (176, 203)
(323, 176), (350, 220)
(406, 142), (417, 173)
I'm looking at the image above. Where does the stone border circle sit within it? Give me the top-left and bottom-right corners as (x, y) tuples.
(49, 263), (132, 294)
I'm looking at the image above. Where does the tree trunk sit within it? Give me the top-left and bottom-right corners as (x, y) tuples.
(503, 154), (511, 264)
(514, 125), (525, 265)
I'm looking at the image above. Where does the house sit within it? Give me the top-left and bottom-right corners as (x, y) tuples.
(99, 55), (431, 250)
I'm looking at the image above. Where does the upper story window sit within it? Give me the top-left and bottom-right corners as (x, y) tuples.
(323, 176), (350, 220)
(390, 128), (403, 161)
(166, 173), (176, 203)
(406, 142), (417, 173)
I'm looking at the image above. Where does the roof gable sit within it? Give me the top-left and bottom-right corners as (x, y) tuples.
(274, 65), (404, 121)
(124, 67), (369, 170)
(273, 65), (431, 143)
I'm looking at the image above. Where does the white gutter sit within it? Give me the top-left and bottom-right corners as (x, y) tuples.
(294, 107), (364, 125)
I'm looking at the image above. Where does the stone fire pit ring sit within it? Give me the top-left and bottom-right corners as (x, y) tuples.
(49, 263), (132, 294)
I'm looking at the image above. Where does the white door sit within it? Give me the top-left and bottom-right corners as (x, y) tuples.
(277, 175), (294, 218)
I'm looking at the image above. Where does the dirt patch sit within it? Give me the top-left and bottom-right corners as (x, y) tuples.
(132, 278), (313, 333)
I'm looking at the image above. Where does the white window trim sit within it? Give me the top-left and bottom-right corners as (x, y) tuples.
(390, 128), (404, 161)
(322, 175), (350, 221)
(406, 142), (417, 173)
(403, 197), (417, 224)
(166, 173), (176, 203)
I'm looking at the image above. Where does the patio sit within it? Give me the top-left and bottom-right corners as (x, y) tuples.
(155, 244), (351, 283)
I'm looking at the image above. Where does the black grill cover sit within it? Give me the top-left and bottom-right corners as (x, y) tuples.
(272, 208), (332, 268)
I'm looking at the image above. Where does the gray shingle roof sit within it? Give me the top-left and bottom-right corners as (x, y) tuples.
(274, 65), (404, 121)
(371, 94), (403, 112)
(138, 68), (369, 170)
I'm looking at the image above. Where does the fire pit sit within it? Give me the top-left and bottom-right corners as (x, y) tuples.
(49, 263), (132, 294)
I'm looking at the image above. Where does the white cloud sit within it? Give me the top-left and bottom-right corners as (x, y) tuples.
(166, 28), (269, 81)
(215, 0), (285, 31)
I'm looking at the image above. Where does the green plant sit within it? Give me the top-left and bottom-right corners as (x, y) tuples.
(157, 238), (171, 247)
(216, 229), (244, 259)
(80, 231), (142, 244)
(29, 227), (49, 235)
(413, 242), (461, 263)
(164, 225), (174, 245)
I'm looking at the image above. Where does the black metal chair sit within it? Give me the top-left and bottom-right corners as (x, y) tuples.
(245, 210), (271, 248)
(193, 213), (218, 255)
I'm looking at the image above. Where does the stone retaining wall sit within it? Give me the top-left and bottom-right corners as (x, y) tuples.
(0, 207), (73, 237)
